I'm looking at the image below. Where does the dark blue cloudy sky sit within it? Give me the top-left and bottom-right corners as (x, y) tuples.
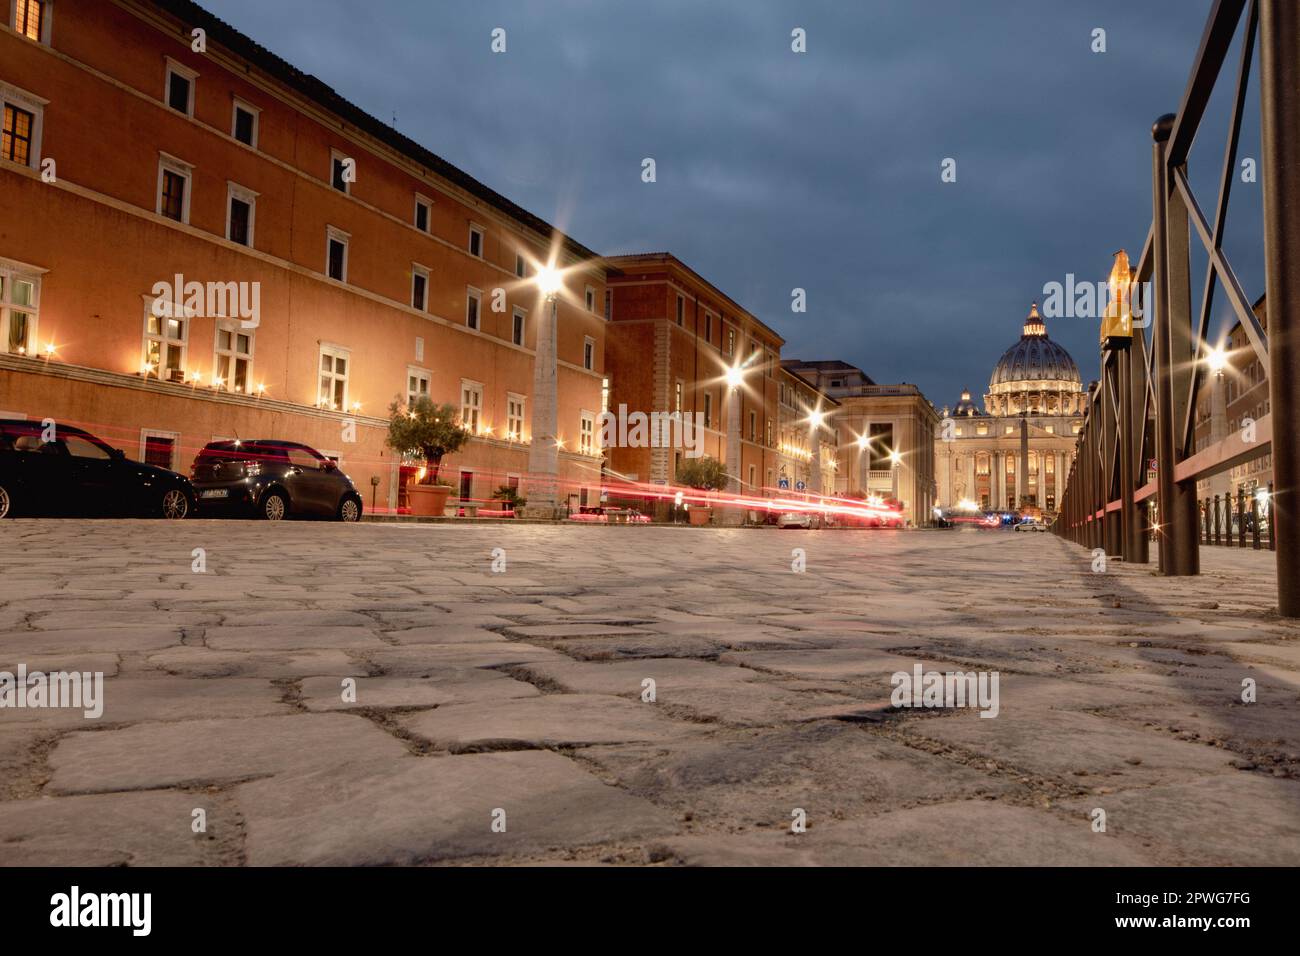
(200, 0), (1265, 407)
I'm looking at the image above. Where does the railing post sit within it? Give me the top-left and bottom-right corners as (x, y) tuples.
(1214, 493), (1221, 545)
(1151, 112), (1201, 574)
(1252, 493), (1261, 549)
(1238, 488), (1247, 547)
(1259, 0), (1300, 613)
(1119, 343), (1140, 561)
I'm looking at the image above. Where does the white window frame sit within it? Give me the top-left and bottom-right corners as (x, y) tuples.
(325, 225), (350, 282)
(583, 335), (595, 371)
(163, 56), (197, 117)
(415, 336), (425, 361)
(405, 366), (430, 407)
(460, 379), (484, 434)
(0, 80), (46, 169)
(156, 152), (193, 224)
(466, 286), (482, 330)
(0, 257), (43, 357)
(318, 343), (350, 411)
(579, 410), (596, 456)
(329, 148), (353, 195)
(674, 379), (683, 414)
(506, 392), (526, 442)
(411, 263), (430, 312)
(414, 193), (432, 233)
(140, 296), (190, 383)
(468, 223), (484, 258)
(230, 96), (260, 148)
(138, 429), (180, 470)
(212, 322), (254, 394)
(225, 181), (257, 246)
(511, 306), (526, 346)
(10, 0), (53, 44)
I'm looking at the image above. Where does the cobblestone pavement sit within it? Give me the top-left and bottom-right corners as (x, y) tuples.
(2, 520), (1298, 866)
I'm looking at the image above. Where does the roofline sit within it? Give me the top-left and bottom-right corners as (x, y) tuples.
(605, 253), (785, 347)
(141, 0), (601, 264)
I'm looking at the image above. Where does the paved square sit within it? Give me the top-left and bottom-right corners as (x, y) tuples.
(2, 520), (1298, 865)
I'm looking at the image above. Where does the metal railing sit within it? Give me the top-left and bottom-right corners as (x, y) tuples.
(1055, 0), (1299, 615)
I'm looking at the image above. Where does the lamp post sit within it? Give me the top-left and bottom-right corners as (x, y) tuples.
(725, 363), (743, 495)
(525, 265), (563, 519)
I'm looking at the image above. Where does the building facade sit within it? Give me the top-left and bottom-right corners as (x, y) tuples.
(604, 253), (782, 501)
(1193, 295), (1272, 502)
(783, 360), (939, 526)
(934, 304), (1083, 515)
(0, 0), (607, 514)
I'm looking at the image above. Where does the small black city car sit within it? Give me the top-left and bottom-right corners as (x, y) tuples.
(190, 440), (363, 521)
(0, 419), (195, 519)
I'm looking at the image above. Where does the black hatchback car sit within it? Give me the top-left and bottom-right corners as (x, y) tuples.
(0, 419), (195, 519)
(190, 440), (363, 521)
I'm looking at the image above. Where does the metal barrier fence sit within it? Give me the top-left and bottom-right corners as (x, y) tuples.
(1055, 0), (1299, 615)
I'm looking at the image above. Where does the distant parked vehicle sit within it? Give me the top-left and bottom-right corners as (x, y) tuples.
(0, 419), (194, 519)
(1014, 519), (1049, 533)
(190, 440), (363, 521)
(778, 510), (827, 529)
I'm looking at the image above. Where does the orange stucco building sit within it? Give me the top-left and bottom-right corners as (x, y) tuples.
(0, 0), (607, 513)
(604, 253), (783, 505)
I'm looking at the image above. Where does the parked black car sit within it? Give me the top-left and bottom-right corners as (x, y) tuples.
(0, 419), (194, 519)
(190, 440), (363, 521)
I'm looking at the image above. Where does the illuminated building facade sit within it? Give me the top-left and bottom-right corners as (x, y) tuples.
(0, 0), (607, 514)
(935, 304), (1083, 514)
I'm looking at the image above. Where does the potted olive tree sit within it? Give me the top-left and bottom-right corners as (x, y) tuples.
(490, 485), (527, 517)
(386, 397), (472, 517)
(676, 455), (729, 525)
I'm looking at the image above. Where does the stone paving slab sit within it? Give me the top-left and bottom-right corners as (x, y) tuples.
(47, 713), (408, 793)
(299, 672), (539, 711)
(236, 750), (679, 865)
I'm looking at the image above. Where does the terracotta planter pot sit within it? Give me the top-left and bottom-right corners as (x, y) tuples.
(688, 507), (712, 526)
(408, 484), (451, 517)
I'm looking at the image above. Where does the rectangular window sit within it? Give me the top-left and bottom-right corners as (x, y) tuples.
(515, 253), (527, 278)
(330, 150), (352, 193)
(585, 286), (595, 312)
(15, 0), (45, 41)
(460, 380), (483, 433)
(411, 264), (429, 311)
(507, 394), (525, 441)
(0, 82), (43, 169)
(140, 431), (178, 471)
(512, 307), (526, 346)
(767, 418), (773, 447)
(676, 295), (684, 326)
(406, 367), (430, 406)
(0, 267), (39, 356)
(326, 227), (349, 281)
(468, 225), (483, 258)
(604, 289), (611, 320)
(231, 99), (259, 147)
(674, 380), (683, 414)
(726, 327), (736, 356)
(318, 346), (349, 410)
(703, 391), (712, 428)
(213, 324), (253, 393)
(749, 410), (757, 442)
(226, 182), (256, 246)
(704, 312), (713, 344)
(414, 195), (431, 233)
(157, 155), (192, 224)
(165, 59), (196, 116)
(142, 304), (187, 382)
(1, 105), (33, 166)
(583, 336), (595, 371)
(580, 412), (595, 456)
(466, 288), (481, 330)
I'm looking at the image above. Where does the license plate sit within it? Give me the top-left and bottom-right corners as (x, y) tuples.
(200, 489), (228, 499)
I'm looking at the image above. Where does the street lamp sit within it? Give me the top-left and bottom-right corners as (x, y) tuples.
(525, 261), (564, 518)
(1207, 345), (1228, 374)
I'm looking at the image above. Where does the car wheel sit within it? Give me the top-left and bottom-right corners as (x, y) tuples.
(0, 483), (12, 519)
(337, 495), (362, 522)
(260, 490), (288, 521)
(161, 488), (190, 519)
